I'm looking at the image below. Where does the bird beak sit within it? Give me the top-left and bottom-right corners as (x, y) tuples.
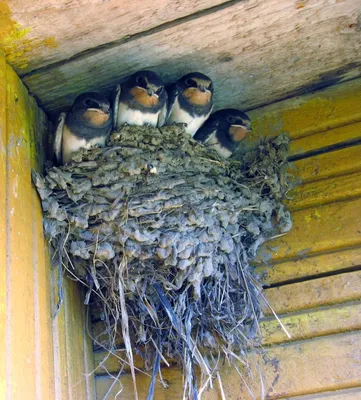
(232, 124), (252, 132)
(147, 88), (157, 97)
(199, 86), (206, 93)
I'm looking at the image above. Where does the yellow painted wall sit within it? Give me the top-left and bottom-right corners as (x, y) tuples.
(0, 51), (95, 400)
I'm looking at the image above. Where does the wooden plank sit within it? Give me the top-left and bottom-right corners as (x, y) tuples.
(5, 64), (37, 398)
(289, 121), (361, 157)
(95, 331), (361, 399)
(261, 301), (361, 346)
(248, 79), (361, 141)
(0, 51), (7, 399)
(22, 0), (361, 117)
(94, 349), (147, 376)
(263, 270), (361, 316)
(283, 387), (361, 399)
(64, 279), (91, 399)
(51, 268), (70, 399)
(258, 197), (361, 263)
(256, 246), (361, 285)
(32, 199), (57, 399)
(286, 171), (361, 211)
(28, 86), (57, 400)
(293, 144), (361, 184)
(3, 0), (227, 73)
(82, 305), (97, 400)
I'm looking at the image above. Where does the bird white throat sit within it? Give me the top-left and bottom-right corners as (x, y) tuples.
(167, 98), (211, 136)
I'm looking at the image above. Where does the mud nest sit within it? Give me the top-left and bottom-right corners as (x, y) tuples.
(33, 125), (292, 399)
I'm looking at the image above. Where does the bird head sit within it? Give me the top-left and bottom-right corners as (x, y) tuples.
(217, 109), (252, 143)
(178, 72), (213, 106)
(72, 92), (111, 126)
(128, 70), (165, 108)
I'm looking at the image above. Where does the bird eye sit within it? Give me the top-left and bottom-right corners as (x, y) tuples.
(84, 99), (99, 108)
(228, 116), (237, 124)
(136, 76), (148, 88)
(156, 86), (163, 95)
(185, 78), (197, 87)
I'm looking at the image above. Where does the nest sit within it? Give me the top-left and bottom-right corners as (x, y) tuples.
(33, 125), (292, 399)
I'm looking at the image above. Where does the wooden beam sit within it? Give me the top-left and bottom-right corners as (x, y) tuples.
(21, 0), (361, 117)
(5, 63), (37, 399)
(63, 280), (96, 399)
(3, 0), (228, 73)
(0, 50), (7, 400)
(29, 86), (56, 400)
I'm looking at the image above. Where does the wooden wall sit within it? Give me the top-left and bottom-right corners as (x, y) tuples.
(94, 77), (361, 399)
(0, 51), (95, 400)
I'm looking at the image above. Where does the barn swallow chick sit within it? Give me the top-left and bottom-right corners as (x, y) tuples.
(194, 109), (252, 158)
(54, 92), (112, 165)
(166, 72), (214, 136)
(112, 70), (167, 129)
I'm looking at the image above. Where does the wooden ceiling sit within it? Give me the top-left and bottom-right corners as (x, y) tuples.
(2, 0), (361, 119)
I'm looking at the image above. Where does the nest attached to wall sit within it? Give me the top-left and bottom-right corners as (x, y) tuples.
(33, 125), (292, 399)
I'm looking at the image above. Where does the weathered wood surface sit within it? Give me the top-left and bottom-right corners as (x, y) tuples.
(289, 121), (361, 157)
(1, 57), (56, 399)
(284, 387), (361, 400)
(0, 51), (7, 399)
(258, 196), (361, 263)
(248, 78), (361, 142)
(293, 144), (361, 184)
(256, 246), (361, 285)
(0, 54), (95, 400)
(263, 270), (361, 316)
(51, 261), (96, 399)
(63, 279), (96, 399)
(19, 0), (361, 117)
(6, 63), (39, 399)
(2, 0), (227, 73)
(286, 170), (361, 211)
(95, 331), (361, 399)
(261, 301), (361, 346)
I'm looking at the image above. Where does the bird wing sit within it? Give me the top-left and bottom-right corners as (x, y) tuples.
(53, 112), (66, 164)
(111, 84), (121, 130)
(157, 90), (168, 127)
(165, 83), (178, 120)
(193, 115), (219, 143)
